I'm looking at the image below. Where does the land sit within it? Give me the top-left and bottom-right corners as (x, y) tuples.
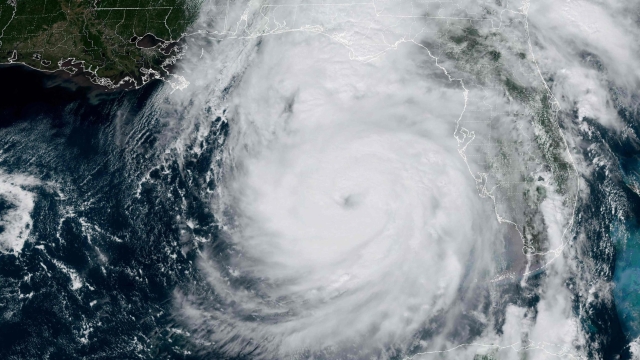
(0, 0), (202, 89)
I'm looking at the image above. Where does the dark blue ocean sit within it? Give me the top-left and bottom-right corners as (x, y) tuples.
(0, 64), (230, 359)
(0, 64), (638, 359)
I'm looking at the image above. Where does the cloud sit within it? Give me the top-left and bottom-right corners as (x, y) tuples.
(161, 0), (616, 357)
(172, 28), (507, 358)
(528, 0), (640, 128)
(0, 173), (41, 254)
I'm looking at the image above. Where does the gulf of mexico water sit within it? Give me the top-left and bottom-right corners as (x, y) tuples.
(0, 64), (221, 359)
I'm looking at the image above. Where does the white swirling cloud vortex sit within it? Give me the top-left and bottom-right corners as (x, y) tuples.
(176, 34), (501, 358)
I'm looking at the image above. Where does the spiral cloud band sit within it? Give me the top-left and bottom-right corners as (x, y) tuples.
(159, 0), (617, 357)
(3, 0), (639, 357)
(174, 33), (507, 358)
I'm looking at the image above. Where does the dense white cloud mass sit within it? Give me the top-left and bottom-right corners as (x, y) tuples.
(163, 0), (640, 358)
(0, 173), (41, 254)
(528, 0), (640, 129)
(175, 34), (506, 358)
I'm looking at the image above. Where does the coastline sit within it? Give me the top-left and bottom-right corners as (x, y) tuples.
(0, 36), (186, 93)
(0, 63), (165, 119)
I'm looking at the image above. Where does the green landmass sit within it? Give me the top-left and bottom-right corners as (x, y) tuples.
(445, 25), (574, 194)
(0, 0), (202, 88)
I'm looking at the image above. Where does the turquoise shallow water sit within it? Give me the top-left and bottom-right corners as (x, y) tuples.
(613, 223), (640, 339)
(613, 156), (640, 340)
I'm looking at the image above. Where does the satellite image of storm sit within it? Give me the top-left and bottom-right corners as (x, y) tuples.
(2, 0), (640, 359)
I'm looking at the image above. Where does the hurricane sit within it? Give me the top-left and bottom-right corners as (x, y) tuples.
(2, 0), (640, 359)
(172, 34), (510, 357)
(165, 0), (583, 356)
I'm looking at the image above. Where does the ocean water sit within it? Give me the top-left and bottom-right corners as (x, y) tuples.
(0, 59), (637, 360)
(0, 65), (211, 359)
(2, 1), (640, 358)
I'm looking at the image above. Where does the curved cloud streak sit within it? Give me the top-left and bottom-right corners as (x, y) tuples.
(175, 33), (503, 357)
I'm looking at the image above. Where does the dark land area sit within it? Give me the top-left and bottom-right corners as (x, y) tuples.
(0, 0), (202, 88)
